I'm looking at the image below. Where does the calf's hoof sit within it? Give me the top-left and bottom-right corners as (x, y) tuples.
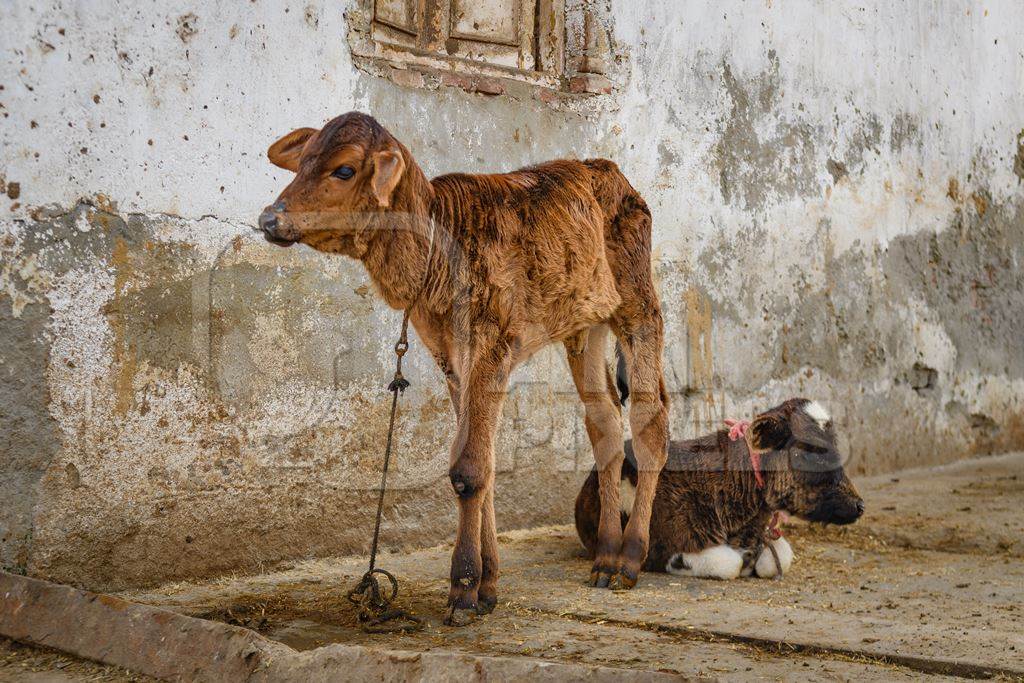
(444, 605), (478, 627)
(588, 556), (619, 588)
(588, 569), (615, 588)
(609, 569), (638, 591)
(476, 594), (497, 615)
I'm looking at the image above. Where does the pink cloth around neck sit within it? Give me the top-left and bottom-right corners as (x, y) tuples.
(723, 418), (765, 488)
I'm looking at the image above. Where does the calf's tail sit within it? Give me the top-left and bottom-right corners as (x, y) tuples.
(615, 342), (629, 405)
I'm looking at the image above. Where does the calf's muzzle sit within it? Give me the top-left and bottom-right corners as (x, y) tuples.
(257, 201), (294, 247)
(807, 489), (865, 525)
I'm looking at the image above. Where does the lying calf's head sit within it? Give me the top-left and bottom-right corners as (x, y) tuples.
(748, 398), (864, 525)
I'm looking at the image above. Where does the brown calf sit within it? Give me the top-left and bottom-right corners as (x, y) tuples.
(576, 398), (864, 580)
(259, 112), (669, 624)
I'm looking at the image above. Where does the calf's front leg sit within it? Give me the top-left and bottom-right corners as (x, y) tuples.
(445, 345), (511, 626)
(754, 537), (793, 578)
(477, 484), (499, 614)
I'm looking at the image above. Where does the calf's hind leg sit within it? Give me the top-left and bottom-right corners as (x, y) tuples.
(613, 319), (669, 588)
(564, 325), (625, 588)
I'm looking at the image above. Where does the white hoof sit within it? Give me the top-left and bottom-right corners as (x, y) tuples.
(755, 537), (794, 578)
(666, 545), (744, 580)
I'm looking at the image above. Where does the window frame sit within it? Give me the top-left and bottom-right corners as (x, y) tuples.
(347, 0), (611, 94)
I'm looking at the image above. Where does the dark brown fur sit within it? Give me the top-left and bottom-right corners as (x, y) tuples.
(576, 398), (864, 571)
(260, 112), (669, 624)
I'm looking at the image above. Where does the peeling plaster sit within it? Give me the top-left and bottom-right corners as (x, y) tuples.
(1, 0), (1022, 587)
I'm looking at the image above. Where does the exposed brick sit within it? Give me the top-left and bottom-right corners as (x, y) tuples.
(472, 77), (505, 96)
(440, 72), (504, 96)
(568, 73), (612, 95)
(389, 67), (425, 89)
(441, 72), (472, 90)
(536, 87), (560, 104)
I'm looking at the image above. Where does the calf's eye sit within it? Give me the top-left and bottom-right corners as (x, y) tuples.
(332, 165), (355, 180)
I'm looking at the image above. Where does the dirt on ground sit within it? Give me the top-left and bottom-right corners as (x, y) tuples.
(5, 453), (1021, 681)
(106, 452), (1023, 681)
(0, 638), (158, 683)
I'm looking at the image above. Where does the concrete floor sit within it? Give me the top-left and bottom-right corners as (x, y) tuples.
(9, 452), (1022, 681)
(114, 452), (1024, 680)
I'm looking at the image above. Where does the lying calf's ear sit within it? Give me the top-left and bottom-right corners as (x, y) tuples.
(749, 412), (791, 451)
(371, 149), (406, 208)
(268, 127), (318, 172)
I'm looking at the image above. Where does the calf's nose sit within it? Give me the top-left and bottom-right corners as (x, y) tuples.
(855, 499), (865, 517)
(257, 201), (295, 247)
(258, 208), (278, 236)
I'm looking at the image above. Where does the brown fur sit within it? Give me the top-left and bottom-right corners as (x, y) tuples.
(576, 398), (864, 571)
(260, 112), (669, 623)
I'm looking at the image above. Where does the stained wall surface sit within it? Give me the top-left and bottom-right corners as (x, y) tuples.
(1, 1), (1021, 588)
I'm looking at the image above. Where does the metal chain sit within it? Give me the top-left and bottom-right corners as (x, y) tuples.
(346, 223), (436, 634)
(345, 310), (423, 633)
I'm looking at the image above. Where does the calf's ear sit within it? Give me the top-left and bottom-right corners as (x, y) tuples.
(371, 149), (405, 208)
(268, 127), (318, 172)
(749, 412), (791, 451)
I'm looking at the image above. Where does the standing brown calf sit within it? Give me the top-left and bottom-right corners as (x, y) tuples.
(258, 112), (669, 624)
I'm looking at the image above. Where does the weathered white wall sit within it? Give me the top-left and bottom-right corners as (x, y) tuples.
(2, 0), (1022, 588)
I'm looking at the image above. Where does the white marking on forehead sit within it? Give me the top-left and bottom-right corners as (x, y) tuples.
(803, 400), (830, 426)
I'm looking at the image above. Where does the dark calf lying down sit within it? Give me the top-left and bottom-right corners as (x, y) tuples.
(576, 398), (864, 580)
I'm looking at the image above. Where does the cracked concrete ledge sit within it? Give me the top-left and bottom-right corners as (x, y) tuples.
(0, 572), (680, 682)
(0, 572), (267, 681)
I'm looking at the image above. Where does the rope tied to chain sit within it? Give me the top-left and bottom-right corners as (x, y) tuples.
(738, 512), (787, 580)
(346, 221), (435, 634)
(762, 510), (787, 579)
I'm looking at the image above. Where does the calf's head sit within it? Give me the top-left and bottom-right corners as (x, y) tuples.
(258, 112), (424, 252)
(747, 398), (864, 525)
